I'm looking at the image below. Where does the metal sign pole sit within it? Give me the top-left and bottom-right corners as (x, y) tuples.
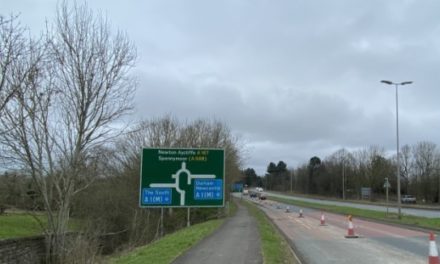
(187, 207), (191, 227)
(384, 178), (390, 216)
(342, 161), (346, 200)
(386, 185), (389, 216)
(290, 170), (293, 193)
(160, 207), (164, 237)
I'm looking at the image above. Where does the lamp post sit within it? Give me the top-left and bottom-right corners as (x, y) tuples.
(340, 149), (348, 200)
(342, 159), (345, 200)
(290, 169), (293, 193)
(380, 80), (413, 219)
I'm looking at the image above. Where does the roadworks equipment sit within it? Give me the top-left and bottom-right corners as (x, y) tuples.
(344, 215), (358, 238)
(429, 232), (439, 264)
(320, 212), (326, 226)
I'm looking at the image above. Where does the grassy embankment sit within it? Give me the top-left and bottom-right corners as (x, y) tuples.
(110, 202), (237, 264)
(111, 219), (224, 264)
(269, 196), (440, 231)
(242, 199), (299, 264)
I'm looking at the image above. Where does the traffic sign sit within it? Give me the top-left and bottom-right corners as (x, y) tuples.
(139, 148), (225, 207)
(383, 178), (391, 188)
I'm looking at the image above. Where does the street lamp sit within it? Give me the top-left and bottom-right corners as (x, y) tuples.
(381, 80), (413, 219)
(342, 158), (345, 200)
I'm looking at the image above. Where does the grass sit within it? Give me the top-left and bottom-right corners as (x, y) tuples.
(269, 196), (440, 231)
(0, 213), (46, 239)
(228, 199), (238, 217)
(0, 211), (83, 239)
(242, 200), (299, 264)
(110, 219), (224, 264)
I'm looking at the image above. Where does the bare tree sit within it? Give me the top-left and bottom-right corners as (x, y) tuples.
(0, 15), (45, 131)
(412, 141), (438, 202)
(325, 148), (356, 198)
(48, 2), (135, 261)
(0, 15), (23, 113)
(0, 2), (136, 262)
(352, 146), (386, 199)
(399, 144), (412, 194)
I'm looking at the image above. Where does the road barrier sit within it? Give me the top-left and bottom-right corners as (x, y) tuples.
(320, 212), (326, 226)
(429, 232), (439, 264)
(344, 215), (358, 238)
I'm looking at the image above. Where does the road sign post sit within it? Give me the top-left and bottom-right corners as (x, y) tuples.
(384, 177), (391, 216)
(139, 148), (225, 208)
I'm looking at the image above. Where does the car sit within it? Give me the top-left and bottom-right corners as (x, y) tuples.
(401, 195), (416, 204)
(256, 187), (264, 192)
(258, 192), (266, 200)
(242, 189), (249, 195)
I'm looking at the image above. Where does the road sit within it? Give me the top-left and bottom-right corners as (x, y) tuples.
(267, 191), (440, 218)
(172, 202), (262, 264)
(250, 197), (433, 264)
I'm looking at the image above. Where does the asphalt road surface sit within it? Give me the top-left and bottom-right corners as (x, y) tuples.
(172, 201), (262, 264)
(267, 191), (440, 218)
(251, 198), (434, 264)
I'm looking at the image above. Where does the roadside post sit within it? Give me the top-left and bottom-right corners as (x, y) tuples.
(140, 148), (225, 228)
(384, 178), (391, 216)
(187, 208), (190, 227)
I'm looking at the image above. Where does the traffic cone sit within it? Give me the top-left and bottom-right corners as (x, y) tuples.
(345, 215), (358, 238)
(299, 209), (304, 218)
(429, 232), (439, 264)
(320, 212), (326, 226)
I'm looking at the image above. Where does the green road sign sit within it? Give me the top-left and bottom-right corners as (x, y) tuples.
(139, 148), (225, 208)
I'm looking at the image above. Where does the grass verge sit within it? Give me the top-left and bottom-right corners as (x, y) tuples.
(0, 213), (46, 239)
(242, 200), (299, 264)
(228, 199), (238, 217)
(110, 219), (224, 264)
(269, 196), (440, 231)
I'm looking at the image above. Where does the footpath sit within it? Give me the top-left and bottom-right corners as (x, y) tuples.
(172, 201), (263, 264)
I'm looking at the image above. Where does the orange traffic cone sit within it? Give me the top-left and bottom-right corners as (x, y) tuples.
(320, 212), (326, 226)
(429, 232), (439, 264)
(345, 215), (358, 238)
(299, 209), (304, 218)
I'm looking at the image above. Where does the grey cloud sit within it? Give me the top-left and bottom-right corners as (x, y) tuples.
(4, 0), (440, 175)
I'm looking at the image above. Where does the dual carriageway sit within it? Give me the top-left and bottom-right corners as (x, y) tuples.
(241, 190), (440, 264)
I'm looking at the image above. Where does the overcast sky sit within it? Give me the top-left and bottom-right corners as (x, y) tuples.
(3, 0), (440, 175)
